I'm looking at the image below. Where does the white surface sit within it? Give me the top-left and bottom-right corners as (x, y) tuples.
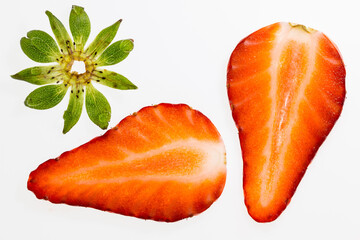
(1, 0), (359, 239)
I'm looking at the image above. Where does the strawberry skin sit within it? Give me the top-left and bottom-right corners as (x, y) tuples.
(227, 22), (345, 222)
(28, 103), (226, 222)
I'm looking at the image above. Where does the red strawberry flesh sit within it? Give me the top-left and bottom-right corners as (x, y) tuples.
(227, 22), (345, 222)
(28, 103), (226, 222)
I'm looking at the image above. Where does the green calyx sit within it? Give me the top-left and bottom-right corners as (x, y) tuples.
(11, 5), (137, 134)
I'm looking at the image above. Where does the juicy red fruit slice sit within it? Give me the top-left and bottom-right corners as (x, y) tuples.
(28, 103), (226, 222)
(227, 22), (345, 222)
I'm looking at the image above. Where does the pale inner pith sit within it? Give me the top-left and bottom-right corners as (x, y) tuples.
(59, 139), (226, 184)
(259, 24), (320, 206)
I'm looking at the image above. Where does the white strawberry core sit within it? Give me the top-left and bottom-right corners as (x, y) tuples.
(260, 23), (321, 207)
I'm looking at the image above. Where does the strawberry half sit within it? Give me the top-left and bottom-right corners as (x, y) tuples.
(28, 103), (226, 222)
(227, 22), (345, 222)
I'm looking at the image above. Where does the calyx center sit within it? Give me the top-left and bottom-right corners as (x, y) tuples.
(71, 60), (86, 74)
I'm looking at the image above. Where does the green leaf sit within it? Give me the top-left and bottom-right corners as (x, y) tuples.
(96, 39), (134, 66)
(69, 5), (91, 51)
(63, 84), (84, 133)
(85, 20), (121, 58)
(46, 10), (74, 54)
(25, 84), (68, 109)
(85, 83), (111, 129)
(27, 30), (61, 58)
(11, 65), (62, 85)
(93, 69), (137, 90)
(20, 37), (57, 63)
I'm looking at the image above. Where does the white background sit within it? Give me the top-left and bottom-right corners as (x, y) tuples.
(1, 0), (359, 239)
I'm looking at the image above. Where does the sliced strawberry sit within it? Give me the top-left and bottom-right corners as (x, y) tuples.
(227, 22), (345, 222)
(28, 103), (226, 222)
